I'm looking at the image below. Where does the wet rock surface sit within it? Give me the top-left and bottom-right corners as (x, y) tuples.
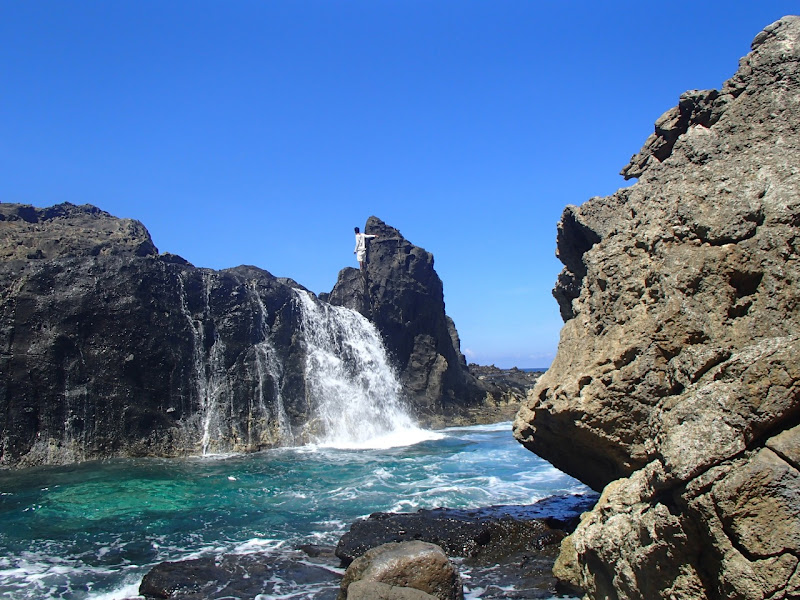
(0, 204), (505, 468)
(337, 541), (463, 600)
(139, 552), (342, 600)
(335, 495), (596, 566)
(0, 202), (312, 466)
(514, 16), (800, 600)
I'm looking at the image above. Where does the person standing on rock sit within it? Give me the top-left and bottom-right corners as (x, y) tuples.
(354, 227), (378, 270)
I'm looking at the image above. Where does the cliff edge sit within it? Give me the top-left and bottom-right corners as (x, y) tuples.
(513, 16), (800, 599)
(0, 204), (506, 468)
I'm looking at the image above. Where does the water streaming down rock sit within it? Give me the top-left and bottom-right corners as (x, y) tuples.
(249, 281), (292, 447)
(0, 204), (480, 468)
(177, 271), (230, 455)
(293, 289), (431, 448)
(176, 271), (294, 455)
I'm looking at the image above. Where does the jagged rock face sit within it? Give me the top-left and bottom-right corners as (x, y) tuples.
(0, 203), (315, 467)
(326, 217), (484, 417)
(514, 16), (800, 600)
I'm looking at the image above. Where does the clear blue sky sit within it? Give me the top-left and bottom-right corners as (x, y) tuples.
(2, 2), (797, 368)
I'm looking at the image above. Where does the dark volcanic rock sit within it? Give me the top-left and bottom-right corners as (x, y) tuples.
(335, 496), (597, 566)
(136, 495), (597, 600)
(0, 203), (503, 468)
(451, 366), (544, 424)
(336, 496), (597, 600)
(139, 552), (341, 599)
(514, 16), (800, 600)
(327, 217), (484, 420)
(0, 204), (309, 466)
(0, 203), (365, 466)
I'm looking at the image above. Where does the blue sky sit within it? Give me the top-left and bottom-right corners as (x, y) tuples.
(2, 2), (797, 368)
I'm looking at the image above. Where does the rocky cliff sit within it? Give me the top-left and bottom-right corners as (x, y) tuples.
(0, 204), (483, 468)
(325, 217), (486, 422)
(513, 16), (800, 600)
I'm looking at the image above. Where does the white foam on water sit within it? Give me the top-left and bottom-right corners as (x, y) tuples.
(294, 289), (440, 450)
(86, 579), (143, 600)
(232, 537), (286, 554)
(309, 426), (443, 450)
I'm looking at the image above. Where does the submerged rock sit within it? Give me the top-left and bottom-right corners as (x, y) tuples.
(139, 552), (341, 599)
(513, 15), (800, 600)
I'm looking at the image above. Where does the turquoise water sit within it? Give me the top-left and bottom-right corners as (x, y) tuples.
(0, 423), (588, 599)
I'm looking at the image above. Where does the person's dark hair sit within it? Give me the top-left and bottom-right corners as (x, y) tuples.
(354, 227), (360, 233)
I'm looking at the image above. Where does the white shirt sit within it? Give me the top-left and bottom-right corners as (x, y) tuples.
(354, 232), (376, 253)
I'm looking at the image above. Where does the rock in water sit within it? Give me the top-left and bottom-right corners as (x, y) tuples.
(513, 16), (800, 600)
(337, 541), (463, 600)
(326, 217), (484, 421)
(0, 203), (310, 466)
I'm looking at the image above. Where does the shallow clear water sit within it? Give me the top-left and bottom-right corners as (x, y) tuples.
(0, 422), (588, 599)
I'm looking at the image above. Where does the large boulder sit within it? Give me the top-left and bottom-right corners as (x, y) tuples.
(513, 16), (800, 600)
(0, 203), (502, 468)
(337, 541), (463, 600)
(326, 217), (484, 419)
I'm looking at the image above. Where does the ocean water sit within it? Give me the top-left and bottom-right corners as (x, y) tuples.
(0, 422), (588, 600)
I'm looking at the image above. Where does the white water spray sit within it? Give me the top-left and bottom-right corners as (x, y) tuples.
(294, 289), (437, 449)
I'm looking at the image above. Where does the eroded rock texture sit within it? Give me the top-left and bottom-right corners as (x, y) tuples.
(514, 16), (800, 600)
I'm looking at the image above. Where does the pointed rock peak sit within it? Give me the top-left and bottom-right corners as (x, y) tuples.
(365, 216), (403, 239)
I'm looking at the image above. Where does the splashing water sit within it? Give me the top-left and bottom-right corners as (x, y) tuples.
(293, 289), (437, 449)
(0, 422), (590, 600)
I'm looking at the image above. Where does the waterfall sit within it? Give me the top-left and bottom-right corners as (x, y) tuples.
(177, 272), (293, 455)
(293, 289), (435, 449)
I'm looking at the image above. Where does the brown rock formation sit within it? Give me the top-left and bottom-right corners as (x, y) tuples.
(514, 16), (800, 600)
(337, 541), (463, 600)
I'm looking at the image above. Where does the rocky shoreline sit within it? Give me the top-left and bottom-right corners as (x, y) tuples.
(0, 203), (529, 469)
(135, 493), (598, 600)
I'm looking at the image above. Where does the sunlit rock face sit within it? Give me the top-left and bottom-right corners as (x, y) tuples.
(514, 16), (800, 600)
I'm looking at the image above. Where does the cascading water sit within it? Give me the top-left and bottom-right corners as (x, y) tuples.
(293, 289), (436, 448)
(177, 272), (294, 455)
(178, 271), (230, 455)
(250, 281), (292, 446)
